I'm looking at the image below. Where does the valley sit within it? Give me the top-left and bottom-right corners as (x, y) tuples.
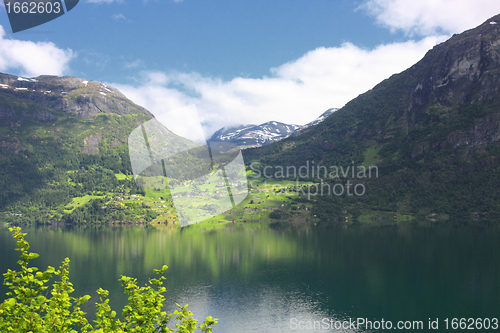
(2, 15), (500, 226)
(2, 4), (500, 333)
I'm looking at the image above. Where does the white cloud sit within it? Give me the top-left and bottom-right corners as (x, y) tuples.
(112, 13), (127, 20)
(124, 59), (142, 69)
(114, 36), (445, 138)
(359, 0), (500, 36)
(0, 25), (74, 77)
(114, 1), (500, 139)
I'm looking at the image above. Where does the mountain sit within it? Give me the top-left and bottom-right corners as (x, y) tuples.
(0, 73), (195, 224)
(243, 14), (500, 219)
(291, 108), (338, 135)
(4, 14), (500, 225)
(209, 108), (338, 147)
(210, 121), (300, 147)
(0, 73), (152, 121)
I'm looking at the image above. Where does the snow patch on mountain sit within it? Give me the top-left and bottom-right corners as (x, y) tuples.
(209, 108), (338, 147)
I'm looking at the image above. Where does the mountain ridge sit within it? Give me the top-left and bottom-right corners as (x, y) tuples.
(2, 14), (500, 223)
(209, 108), (338, 147)
(243, 13), (500, 218)
(0, 73), (180, 224)
(0, 72), (153, 124)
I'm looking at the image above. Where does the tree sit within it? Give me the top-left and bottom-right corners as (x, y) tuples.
(0, 227), (217, 333)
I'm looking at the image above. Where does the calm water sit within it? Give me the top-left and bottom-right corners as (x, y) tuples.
(0, 222), (499, 332)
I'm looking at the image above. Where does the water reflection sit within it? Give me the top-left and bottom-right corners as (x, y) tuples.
(0, 222), (499, 332)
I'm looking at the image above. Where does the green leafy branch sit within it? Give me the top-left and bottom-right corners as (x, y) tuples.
(0, 227), (217, 333)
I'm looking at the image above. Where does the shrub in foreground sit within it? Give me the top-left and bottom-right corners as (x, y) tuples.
(0, 227), (217, 332)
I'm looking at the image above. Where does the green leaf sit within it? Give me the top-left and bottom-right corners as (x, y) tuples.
(1, 227), (217, 332)
(28, 253), (39, 260)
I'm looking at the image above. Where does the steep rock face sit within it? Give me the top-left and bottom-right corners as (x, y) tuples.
(446, 113), (500, 148)
(0, 71), (204, 218)
(0, 135), (25, 154)
(405, 19), (500, 128)
(397, 18), (500, 158)
(243, 14), (500, 215)
(0, 72), (159, 162)
(59, 94), (132, 118)
(0, 106), (57, 125)
(0, 73), (152, 126)
(335, 14), (500, 159)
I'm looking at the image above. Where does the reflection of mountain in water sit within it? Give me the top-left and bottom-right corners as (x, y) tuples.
(1, 224), (499, 332)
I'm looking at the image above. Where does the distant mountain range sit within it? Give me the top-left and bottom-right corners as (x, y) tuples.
(3, 13), (500, 224)
(209, 108), (338, 147)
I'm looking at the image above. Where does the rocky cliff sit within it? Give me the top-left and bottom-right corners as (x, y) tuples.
(243, 14), (500, 217)
(0, 73), (152, 127)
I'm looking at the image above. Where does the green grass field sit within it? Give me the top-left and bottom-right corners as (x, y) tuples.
(64, 195), (104, 213)
(58, 168), (409, 227)
(363, 145), (382, 168)
(114, 172), (134, 180)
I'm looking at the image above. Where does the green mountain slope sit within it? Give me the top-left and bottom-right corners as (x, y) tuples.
(3, 14), (500, 225)
(244, 14), (500, 219)
(0, 73), (195, 224)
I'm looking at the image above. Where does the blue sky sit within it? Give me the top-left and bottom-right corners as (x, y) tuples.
(1, 0), (408, 82)
(1, 0), (500, 139)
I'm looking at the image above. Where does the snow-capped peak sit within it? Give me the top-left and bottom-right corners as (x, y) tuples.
(209, 108), (337, 148)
